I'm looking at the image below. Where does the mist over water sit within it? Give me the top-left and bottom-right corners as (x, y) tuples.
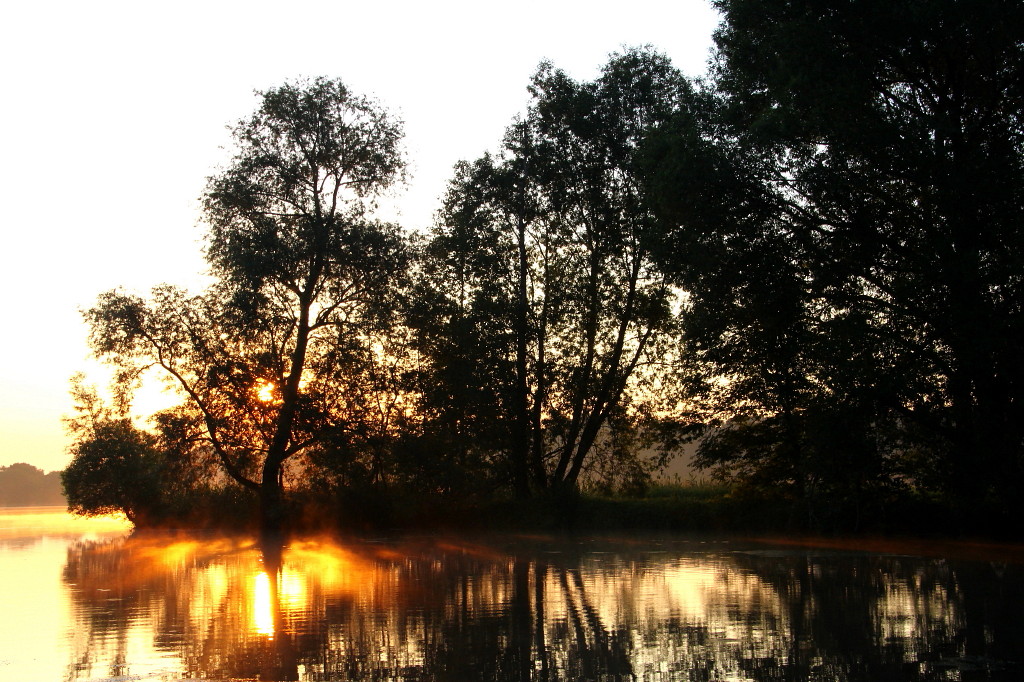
(1, 508), (1022, 681)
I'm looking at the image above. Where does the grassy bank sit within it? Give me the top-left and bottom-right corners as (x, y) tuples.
(298, 481), (794, 535)
(466, 483), (800, 535)
(340, 482), (998, 538)
(124, 480), (1013, 540)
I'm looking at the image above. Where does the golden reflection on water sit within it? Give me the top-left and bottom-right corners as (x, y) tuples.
(0, 507), (132, 682)
(1, 512), (1019, 681)
(253, 570), (275, 637)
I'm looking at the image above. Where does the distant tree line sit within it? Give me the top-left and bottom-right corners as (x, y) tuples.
(65, 0), (1023, 532)
(0, 463), (65, 506)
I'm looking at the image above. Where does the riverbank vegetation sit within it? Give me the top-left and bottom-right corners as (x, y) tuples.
(63, 0), (1023, 538)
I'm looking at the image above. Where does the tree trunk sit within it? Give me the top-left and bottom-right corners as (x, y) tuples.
(512, 212), (532, 499)
(260, 459), (286, 533)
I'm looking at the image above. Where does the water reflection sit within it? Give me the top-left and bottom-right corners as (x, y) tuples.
(60, 533), (1023, 681)
(0, 506), (131, 546)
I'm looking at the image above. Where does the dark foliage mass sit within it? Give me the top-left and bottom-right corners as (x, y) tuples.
(645, 0), (1024, 530)
(410, 50), (687, 500)
(66, 2), (1023, 534)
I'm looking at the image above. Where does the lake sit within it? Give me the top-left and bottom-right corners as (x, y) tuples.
(1, 507), (1022, 681)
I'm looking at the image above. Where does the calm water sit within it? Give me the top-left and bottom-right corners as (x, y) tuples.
(1, 508), (1022, 681)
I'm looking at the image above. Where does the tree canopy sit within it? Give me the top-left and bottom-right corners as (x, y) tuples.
(70, 16), (1023, 532)
(84, 78), (408, 528)
(411, 49), (687, 497)
(644, 0), (1024, 526)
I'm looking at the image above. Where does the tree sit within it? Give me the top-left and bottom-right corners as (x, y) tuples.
(86, 78), (408, 529)
(61, 379), (165, 523)
(412, 49), (686, 498)
(645, 0), (1024, 522)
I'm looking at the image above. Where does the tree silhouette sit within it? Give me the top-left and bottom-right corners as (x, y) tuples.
(645, 0), (1024, 524)
(413, 49), (685, 498)
(86, 78), (408, 529)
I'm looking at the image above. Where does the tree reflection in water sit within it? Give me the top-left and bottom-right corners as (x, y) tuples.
(61, 534), (1023, 681)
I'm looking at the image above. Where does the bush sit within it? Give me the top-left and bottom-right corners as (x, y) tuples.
(62, 418), (164, 523)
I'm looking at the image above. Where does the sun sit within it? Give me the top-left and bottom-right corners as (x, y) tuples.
(254, 379), (279, 404)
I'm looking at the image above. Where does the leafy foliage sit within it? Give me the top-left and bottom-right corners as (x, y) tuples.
(412, 49), (687, 496)
(645, 0), (1024, 525)
(85, 78), (409, 527)
(61, 379), (163, 522)
(67, 24), (1022, 531)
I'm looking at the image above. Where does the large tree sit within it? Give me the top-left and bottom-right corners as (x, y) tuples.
(646, 0), (1024, 522)
(413, 49), (686, 497)
(86, 78), (408, 528)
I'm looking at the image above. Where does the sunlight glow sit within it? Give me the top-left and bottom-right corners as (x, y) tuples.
(0, 507), (132, 541)
(284, 539), (376, 594)
(41, 525), (987, 681)
(253, 571), (275, 638)
(279, 568), (307, 610)
(254, 379), (279, 405)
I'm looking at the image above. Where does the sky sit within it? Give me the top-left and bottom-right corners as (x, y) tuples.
(0, 0), (720, 473)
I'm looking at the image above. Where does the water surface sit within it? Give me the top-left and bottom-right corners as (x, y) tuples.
(2, 507), (1022, 681)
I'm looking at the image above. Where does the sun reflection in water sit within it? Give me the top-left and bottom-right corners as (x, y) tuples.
(279, 568), (307, 609)
(252, 570), (275, 638)
(49, 531), (1016, 682)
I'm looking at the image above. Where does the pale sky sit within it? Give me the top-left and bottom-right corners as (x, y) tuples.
(0, 0), (719, 472)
